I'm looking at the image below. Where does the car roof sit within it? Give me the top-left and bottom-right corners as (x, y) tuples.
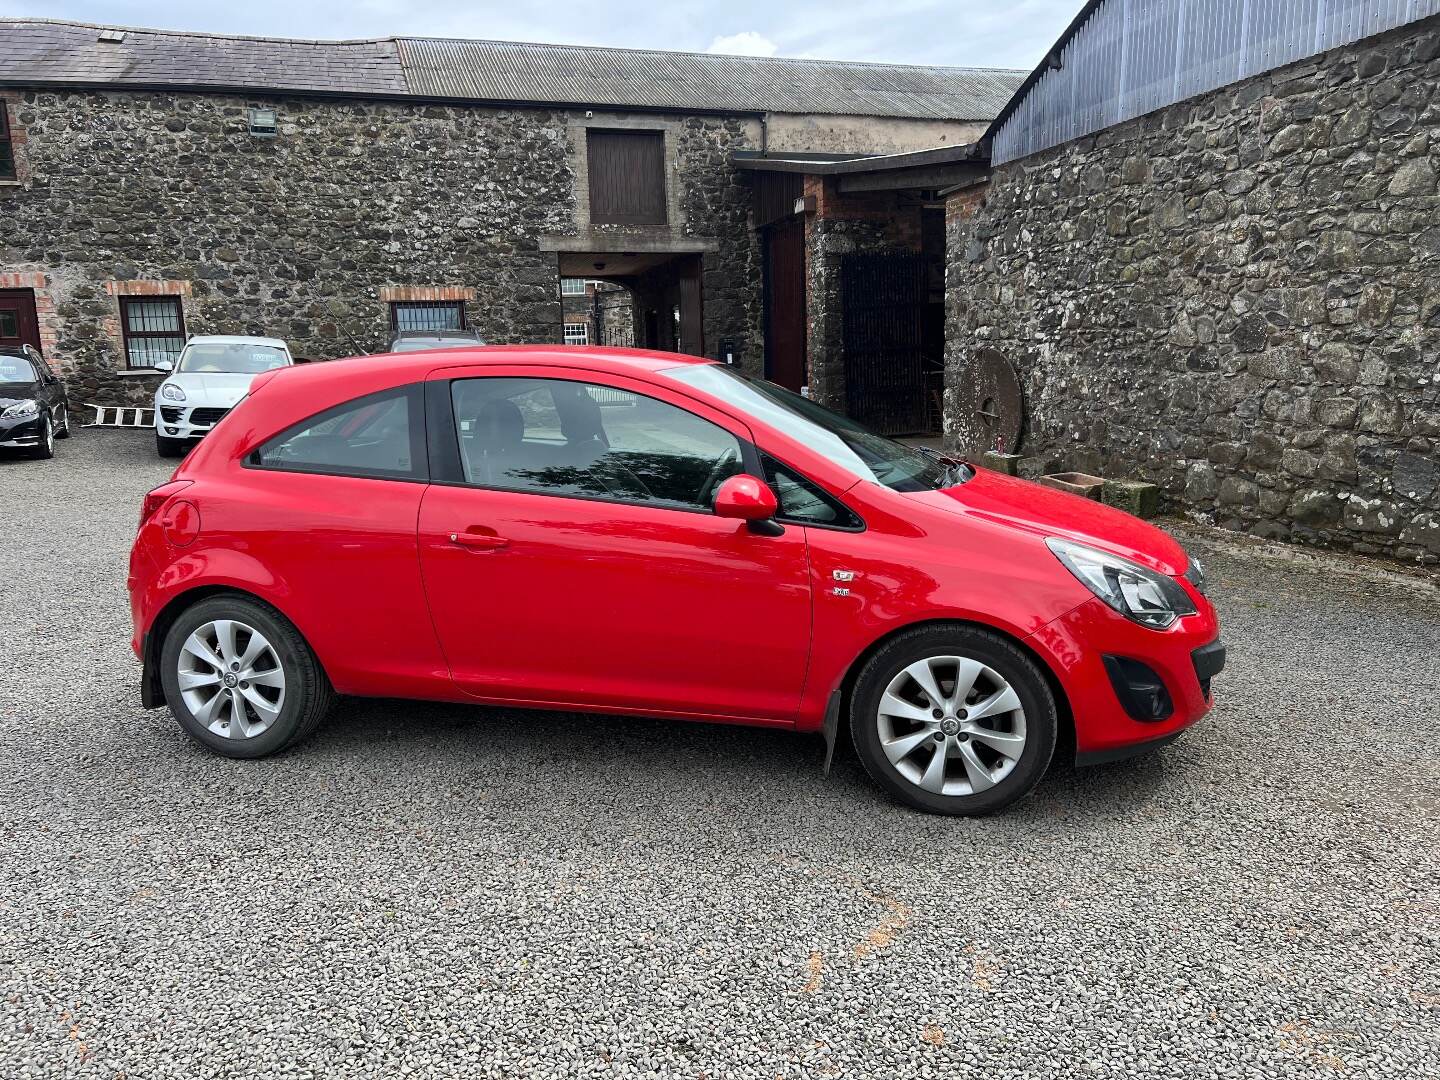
(185, 334), (290, 348)
(273, 345), (709, 387)
(391, 329), (484, 338)
(0, 345), (35, 358)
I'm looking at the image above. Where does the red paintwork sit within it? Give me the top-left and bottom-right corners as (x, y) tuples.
(129, 346), (1221, 757)
(713, 474), (779, 521)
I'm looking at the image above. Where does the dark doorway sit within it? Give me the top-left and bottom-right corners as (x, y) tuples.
(763, 218), (806, 391)
(557, 252), (703, 357)
(841, 253), (927, 435)
(0, 290), (41, 354)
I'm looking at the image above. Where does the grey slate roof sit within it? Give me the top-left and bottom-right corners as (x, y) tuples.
(0, 19), (1024, 121)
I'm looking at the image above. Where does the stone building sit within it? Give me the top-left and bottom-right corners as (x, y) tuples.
(728, 4), (1439, 561)
(0, 18), (1019, 404)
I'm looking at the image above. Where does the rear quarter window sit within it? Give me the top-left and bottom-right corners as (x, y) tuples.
(248, 386), (426, 481)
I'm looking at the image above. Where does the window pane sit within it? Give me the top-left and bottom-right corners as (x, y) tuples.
(761, 454), (861, 528)
(563, 323), (589, 345)
(0, 143), (14, 182)
(451, 377), (742, 510)
(124, 299), (182, 332)
(559, 278), (586, 295)
(0, 311), (17, 338)
(393, 302), (463, 331)
(255, 389), (420, 478)
(126, 336), (184, 369)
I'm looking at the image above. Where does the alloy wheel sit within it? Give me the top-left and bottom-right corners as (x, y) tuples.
(875, 654), (1027, 796)
(176, 619), (287, 739)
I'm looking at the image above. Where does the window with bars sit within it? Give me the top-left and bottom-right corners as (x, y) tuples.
(563, 323), (589, 345)
(559, 278), (586, 296)
(390, 301), (465, 332)
(119, 296), (187, 369)
(0, 104), (16, 182)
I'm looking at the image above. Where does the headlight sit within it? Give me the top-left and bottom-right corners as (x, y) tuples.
(1, 398), (39, 419)
(1047, 538), (1197, 629)
(159, 383), (186, 402)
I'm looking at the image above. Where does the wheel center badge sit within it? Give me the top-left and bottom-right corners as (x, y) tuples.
(223, 673), (239, 688)
(940, 718), (960, 736)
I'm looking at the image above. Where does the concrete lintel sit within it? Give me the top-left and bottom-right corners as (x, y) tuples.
(538, 234), (719, 254)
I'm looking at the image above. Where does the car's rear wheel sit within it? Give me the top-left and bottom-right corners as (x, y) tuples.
(850, 625), (1057, 815)
(160, 596), (334, 758)
(29, 415), (54, 460)
(156, 433), (187, 458)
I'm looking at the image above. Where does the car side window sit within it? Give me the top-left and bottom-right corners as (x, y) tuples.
(251, 386), (425, 480)
(450, 377), (745, 512)
(761, 453), (864, 529)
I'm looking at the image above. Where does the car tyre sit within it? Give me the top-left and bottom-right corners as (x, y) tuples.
(29, 415), (54, 460)
(850, 624), (1058, 816)
(160, 595), (334, 759)
(55, 405), (71, 439)
(156, 433), (188, 458)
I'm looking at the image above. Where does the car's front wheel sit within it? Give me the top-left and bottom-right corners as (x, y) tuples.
(850, 625), (1058, 815)
(155, 432), (188, 458)
(160, 595), (334, 758)
(55, 405), (71, 439)
(29, 415), (54, 460)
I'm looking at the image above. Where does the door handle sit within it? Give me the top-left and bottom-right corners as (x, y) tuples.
(449, 531), (509, 551)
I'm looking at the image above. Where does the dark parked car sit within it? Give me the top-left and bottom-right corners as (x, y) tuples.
(0, 345), (70, 459)
(386, 329), (487, 353)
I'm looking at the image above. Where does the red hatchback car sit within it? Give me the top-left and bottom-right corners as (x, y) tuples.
(129, 347), (1223, 815)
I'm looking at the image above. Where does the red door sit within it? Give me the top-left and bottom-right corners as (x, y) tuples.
(0, 290), (41, 354)
(416, 367), (813, 723)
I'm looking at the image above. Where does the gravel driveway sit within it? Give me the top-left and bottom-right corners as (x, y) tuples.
(2, 428), (1437, 1079)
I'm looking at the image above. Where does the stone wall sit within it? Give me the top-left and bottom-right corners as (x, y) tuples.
(946, 15), (1440, 562)
(0, 89), (765, 403)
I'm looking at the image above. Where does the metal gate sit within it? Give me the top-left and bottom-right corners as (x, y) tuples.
(841, 253), (927, 435)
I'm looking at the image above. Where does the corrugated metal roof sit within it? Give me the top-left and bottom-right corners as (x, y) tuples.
(397, 38), (1023, 118)
(0, 18), (1023, 120)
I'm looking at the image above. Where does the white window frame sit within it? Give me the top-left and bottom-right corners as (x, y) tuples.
(563, 323), (589, 345)
(559, 278), (586, 296)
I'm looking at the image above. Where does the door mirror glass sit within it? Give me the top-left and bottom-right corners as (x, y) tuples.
(154, 359), (174, 373)
(713, 474), (779, 522)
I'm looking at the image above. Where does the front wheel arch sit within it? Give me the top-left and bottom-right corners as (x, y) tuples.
(832, 618), (1075, 768)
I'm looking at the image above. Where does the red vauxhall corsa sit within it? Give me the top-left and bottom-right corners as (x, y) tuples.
(128, 347), (1224, 815)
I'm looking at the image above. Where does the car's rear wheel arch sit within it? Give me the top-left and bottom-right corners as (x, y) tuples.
(145, 586), (331, 700)
(834, 618), (1075, 767)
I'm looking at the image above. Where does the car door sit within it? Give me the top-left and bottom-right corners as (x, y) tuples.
(416, 367), (813, 723)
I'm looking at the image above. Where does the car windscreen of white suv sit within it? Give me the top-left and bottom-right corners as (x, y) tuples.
(154, 335), (293, 457)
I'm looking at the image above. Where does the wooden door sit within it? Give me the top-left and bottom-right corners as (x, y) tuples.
(0, 290), (41, 354)
(678, 258), (704, 357)
(764, 219), (806, 391)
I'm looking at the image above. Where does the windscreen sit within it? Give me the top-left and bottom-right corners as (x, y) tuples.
(179, 344), (288, 374)
(667, 364), (969, 493)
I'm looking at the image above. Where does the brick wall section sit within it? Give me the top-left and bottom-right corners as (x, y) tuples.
(946, 16), (1440, 563)
(0, 90), (32, 186)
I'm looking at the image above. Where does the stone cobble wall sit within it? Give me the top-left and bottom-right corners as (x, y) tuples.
(0, 90), (764, 403)
(946, 16), (1440, 562)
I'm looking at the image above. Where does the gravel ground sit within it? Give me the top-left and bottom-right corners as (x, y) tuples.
(2, 427), (1437, 1080)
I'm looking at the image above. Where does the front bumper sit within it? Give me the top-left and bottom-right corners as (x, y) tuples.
(1029, 595), (1223, 763)
(156, 405), (230, 440)
(0, 412), (44, 446)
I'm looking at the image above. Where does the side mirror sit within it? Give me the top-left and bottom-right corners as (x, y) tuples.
(155, 360), (174, 373)
(713, 474), (782, 534)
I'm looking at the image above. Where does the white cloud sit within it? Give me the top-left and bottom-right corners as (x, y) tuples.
(707, 31), (778, 57)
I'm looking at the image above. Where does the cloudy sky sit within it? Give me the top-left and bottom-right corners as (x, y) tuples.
(0, 0), (1079, 71)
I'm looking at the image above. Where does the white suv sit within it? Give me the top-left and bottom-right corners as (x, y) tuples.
(154, 335), (293, 457)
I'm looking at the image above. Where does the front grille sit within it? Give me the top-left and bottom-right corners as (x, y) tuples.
(189, 407), (230, 427)
(159, 406), (183, 423)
